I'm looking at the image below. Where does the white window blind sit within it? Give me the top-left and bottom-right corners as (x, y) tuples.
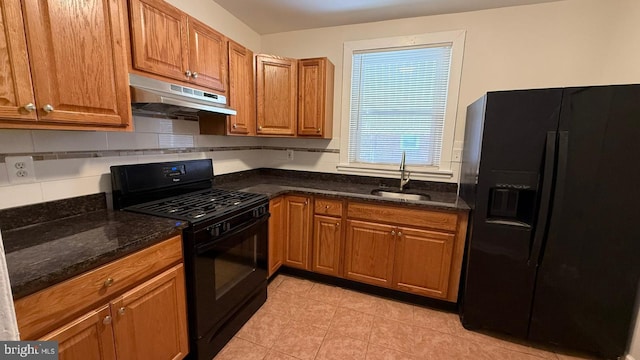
(349, 45), (453, 167)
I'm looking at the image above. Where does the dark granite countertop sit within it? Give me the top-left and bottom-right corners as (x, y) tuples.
(1, 194), (186, 299)
(214, 169), (469, 212)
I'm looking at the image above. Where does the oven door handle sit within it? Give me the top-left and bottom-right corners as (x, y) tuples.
(195, 214), (269, 254)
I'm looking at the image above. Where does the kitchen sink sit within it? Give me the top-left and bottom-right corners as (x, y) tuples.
(370, 189), (431, 201)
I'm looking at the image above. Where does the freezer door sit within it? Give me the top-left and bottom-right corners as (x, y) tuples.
(460, 89), (562, 337)
(529, 85), (640, 358)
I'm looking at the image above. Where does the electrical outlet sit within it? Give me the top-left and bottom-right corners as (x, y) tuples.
(5, 156), (36, 184)
(286, 149), (294, 161)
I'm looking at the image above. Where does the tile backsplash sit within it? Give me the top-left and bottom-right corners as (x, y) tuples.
(0, 115), (339, 210)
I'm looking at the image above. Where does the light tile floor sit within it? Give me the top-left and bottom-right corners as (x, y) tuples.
(214, 275), (599, 360)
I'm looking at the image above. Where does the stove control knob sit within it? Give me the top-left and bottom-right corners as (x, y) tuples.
(224, 222), (231, 231)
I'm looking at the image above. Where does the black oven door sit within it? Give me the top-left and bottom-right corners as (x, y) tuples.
(191, 214), (268, 337)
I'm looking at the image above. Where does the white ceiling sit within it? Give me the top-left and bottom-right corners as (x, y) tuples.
(213, 0), (563, 35)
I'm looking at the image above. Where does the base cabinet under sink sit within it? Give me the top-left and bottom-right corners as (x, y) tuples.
(267, 196), (469, 302)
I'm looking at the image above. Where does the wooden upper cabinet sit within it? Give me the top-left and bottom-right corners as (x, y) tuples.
(228, 40), (255, 136)
(41, 305), (117, 360)
(111, 264), (189, 360)
(344, 219), (396, 288)
(283, 195), (312, 269)
(298, 58), (334, 138)
(3, 0), (132, 130)
(129, 0), (228, 95)
(129, 0), (189, 82)
(0, 0), (36, 123)
(268, 197), (284, 277)
(392, 226), (455, 299)
(256, 55), (297, 136)
(188, 17), (227, 92)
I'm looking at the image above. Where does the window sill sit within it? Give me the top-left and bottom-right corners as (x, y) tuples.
(336, 164), (454, 180)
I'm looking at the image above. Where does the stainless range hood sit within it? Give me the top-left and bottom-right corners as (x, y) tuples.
(129, 73), (237, 117)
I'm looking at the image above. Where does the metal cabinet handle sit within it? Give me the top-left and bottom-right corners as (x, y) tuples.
(103, 315), (112, 325)
(258, 125), (263, 131)
(232, 123), (237, 129)
(304, 200), (308, 205)
(118, 307), (126, 316)
(42, 104), (54, 113)
(391, 230), (396, 236)
(104, 278), (114, 288)
(335, 222), (340, 227)
(191, 72), (198, 79)
(23, 103), (36, 112)
(185, 70), (192, 77)
(398, 231), (403, 237)
(325, 205), (330, 209)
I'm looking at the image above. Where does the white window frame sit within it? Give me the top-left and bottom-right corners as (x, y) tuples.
(338, 30), (466, 180)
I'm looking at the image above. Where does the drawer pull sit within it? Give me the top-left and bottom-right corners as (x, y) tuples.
(118, 307), (126, 316)
(103, 278), (114, 288)
(103, 315), (112, 325)
(325, 205), (330, 209)
(335, 222), (340, 227)
(391, 230), (396, 236)
(398, 231), (403, 237)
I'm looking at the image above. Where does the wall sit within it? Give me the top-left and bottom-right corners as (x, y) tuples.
(261, 0), (640, 183)
(164, 0), (261, 52)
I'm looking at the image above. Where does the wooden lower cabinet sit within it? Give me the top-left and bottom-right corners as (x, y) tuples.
(270, 195), (468, 302)
(41, 305), (116, 360)
(312, 215), (342, 277)
(42, 264), (188, 360)
(392, 227), (455, 299)
(282, 195), (312, 269)
(111, 264), (189, 360)
(344, 220), (396, 288)
(268, 197), (284, 277)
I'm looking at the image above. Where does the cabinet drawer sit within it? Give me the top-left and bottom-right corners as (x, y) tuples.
(15, 235), (183, 340)
(347, 202), (458, 232)
(314, 198), (343, 217)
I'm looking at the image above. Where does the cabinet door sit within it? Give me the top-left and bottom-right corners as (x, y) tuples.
(41, 305), (116, 360)
(188, 17), (227, 92)
(344, 220), (396, 287)
(268, 196), (284, 277)
(298, 58), (333, 138)
(129, 0), (189, 82)
(111, 264), (188, 360)
(283, 195), (311, 269)
(228, 40), (255, 135)
(21, 0), (131, 129)
(393, 227), (455, 299)
(312, 215), (342, 277)
(256, 55), (297, 136)
(0, 0), (36, 122)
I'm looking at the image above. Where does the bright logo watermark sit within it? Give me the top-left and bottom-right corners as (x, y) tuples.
(0, 341), (58, 359)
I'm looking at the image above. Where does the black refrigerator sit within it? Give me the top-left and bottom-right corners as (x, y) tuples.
(459, 85), (640, 359)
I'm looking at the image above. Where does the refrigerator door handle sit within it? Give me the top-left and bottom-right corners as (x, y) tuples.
(528, 131), (558, 266)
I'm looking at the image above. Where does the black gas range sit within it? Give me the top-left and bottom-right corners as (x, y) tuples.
(111, 159), (268, 360)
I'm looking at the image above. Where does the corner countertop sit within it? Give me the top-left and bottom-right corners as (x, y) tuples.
(1, 195), (185, 300)
(214, 169), (469, 212)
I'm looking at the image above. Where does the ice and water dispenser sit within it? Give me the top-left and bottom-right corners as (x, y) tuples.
(485, 170), (538, 228)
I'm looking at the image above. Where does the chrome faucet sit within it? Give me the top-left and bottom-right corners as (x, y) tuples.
(399, 151), (410, 191)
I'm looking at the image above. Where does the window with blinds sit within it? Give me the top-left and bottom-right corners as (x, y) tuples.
(348, 45), (453, 167)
